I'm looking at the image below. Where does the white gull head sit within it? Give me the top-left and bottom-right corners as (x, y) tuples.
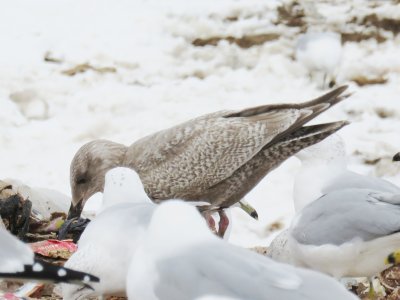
(101, 167), (151, 211)
(294, 134), (347, 211)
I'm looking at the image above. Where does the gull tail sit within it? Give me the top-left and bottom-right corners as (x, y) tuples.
(225, 86), (350, 145)
(0, 259), (99, 287)
(225, 85), (349, 120)
(276, 120), (349, 147)
(268, 86), (350, 145)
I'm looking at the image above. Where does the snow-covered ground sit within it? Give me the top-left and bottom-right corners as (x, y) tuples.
(1, 0), (400, 248)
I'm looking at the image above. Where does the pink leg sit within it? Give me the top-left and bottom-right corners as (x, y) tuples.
(203, 212), (217, 234)
(217, 210), (229, 238)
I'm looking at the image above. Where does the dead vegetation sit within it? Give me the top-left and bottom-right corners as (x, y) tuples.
(343, 13), (400, 44)
(276, 1), (306, 28)
(351, 75), (388, 87)
(361, 14), (400, 36)
(341, 32), (387, 44)
(266, 220), (284, 232)
(192, 33), (280, 48)
(62, 63), (117, 76)
(374, 107), (396, 119)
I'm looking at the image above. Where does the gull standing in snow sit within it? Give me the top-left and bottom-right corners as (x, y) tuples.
(126, 200), (357, 300)
(286, 187), (400, 278)
(268, 135), (400, 278)
(296, 31), (342, 89)
(62, 167), (155, 299)
(68, 86), (350, 235)
(0, 227), (99, 285)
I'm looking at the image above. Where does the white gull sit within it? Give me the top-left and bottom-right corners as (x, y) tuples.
(126, 200), (357, 300)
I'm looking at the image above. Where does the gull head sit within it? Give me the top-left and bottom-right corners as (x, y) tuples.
(146, 200), (213, 255)
(69, 140), (127, 219)
(386, 250), (400, 265)
(102, 167), (151, 210)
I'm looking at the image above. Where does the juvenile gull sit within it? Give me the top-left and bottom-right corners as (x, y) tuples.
(126, 200), (357, 300)
(62, 167), (155, 299)
(0, 227), (99, 285)
(69, 87), (350, 233)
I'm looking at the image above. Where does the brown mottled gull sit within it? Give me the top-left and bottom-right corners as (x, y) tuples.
(68, 86), (350, 230)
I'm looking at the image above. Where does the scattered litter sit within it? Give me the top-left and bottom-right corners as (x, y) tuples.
(29, 239), (77, 260)
(0, 194), (32, 238)
(14, 282), (44, 298)
(0, 282), (44, 299)
(379, 265), (400, 293)
(2, 179), (70, 219)
(0, 182), (14, 199)
(57, 217), (91, 242)
(30, 212), (66, 234)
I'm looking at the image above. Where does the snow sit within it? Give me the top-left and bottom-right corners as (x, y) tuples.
(1, 0), (400, 251)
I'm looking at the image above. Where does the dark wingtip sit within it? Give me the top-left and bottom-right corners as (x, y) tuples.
(275, 120), (349, 145)
(330, 85), (348, 95)
(0, 261), (100, 285)
(250, 211), (259, 220)
(393, 152), (400, 162)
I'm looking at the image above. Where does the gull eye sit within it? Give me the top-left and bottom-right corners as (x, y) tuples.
(76, 177), (87, 185)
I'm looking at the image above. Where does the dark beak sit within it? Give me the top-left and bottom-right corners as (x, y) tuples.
(387, 253), (396, 264)
(393, 152), (400, 162)
(67, 200), (83, 220)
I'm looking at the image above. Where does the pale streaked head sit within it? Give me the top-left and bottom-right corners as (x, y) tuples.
(69, 140), (128, 219)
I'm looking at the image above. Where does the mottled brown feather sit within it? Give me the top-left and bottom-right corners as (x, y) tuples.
(69, 86), (350, 213)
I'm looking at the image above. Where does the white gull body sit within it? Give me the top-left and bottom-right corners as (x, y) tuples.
(127, 200), (357, 300)
(62, 167), (155, 299)
(268, 136), (400, 277)
(288, 188), (400, 278)
(0, 227), (33, 273)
